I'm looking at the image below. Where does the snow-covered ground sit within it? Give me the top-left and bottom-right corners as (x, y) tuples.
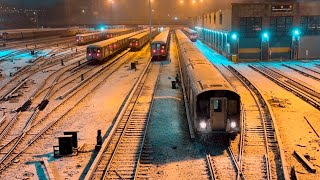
(195, 40), (320, 179)
(1, 32), (320, 179)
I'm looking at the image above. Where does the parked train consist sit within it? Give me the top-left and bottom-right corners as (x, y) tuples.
(175, 29), (241, 135)
(151, 28), (170, 59)
(129, 28), (158, 51)
(182, 28), (198, 42)
(1, 28), (71, 40)
(86, 29), (147, 62)
(76, 28), (133, 45)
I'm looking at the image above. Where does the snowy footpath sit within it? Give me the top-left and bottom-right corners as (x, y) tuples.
(146, 34), (209, 180)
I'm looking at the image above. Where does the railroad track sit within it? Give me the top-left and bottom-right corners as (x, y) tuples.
(296, 64), (320, 76)
(0, 48), (148, 173)
(282, 64), (320, 82)
(0, 49), (86, 100)
(226, 65), (288, 180)
(250, 65), (320, 110)
(0, 36), (65, 50)
(85, 58), (159, 180)
(0, 37), (76, 61)
(206, 146), (242, 180)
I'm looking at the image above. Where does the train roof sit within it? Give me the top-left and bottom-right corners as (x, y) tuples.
(1, 28), (68, 35)
(113, 29), (147, 41)
(151, 29), (170, 44)
(183, 28), (197, 34)
(129, 28), (157, 40)
(77, 28), (132, 37)
(106, 28), (132, 34)
(175, 29), (238, 96)
(76, 31), (105, 37)
(87, 29), (146, 48)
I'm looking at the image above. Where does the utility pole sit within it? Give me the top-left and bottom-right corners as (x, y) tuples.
(149, 0), (152, 48)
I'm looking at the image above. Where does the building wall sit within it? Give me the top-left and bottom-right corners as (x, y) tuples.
(193, 1), (320, 62)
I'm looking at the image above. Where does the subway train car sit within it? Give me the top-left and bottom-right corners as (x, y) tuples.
(76, 28), (133, 45)
(129, 28), (158, 51)
(76, 31), (106, 45)
(182, 28), (198, 42)
(2, 28), (68, 40)
(175, 29), (241, 136)
(86, 29), (147, 62)
(151, 28), (170, 59)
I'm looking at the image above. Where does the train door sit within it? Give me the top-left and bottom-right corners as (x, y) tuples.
(210, 97), (227, 130)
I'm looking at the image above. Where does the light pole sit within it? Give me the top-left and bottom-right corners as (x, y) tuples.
(149, 0), (152, 49)
(108, 0), (114, 24)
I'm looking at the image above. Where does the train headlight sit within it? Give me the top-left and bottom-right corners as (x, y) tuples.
(230, 122), (236, 129)
(200, 121), (207, 129)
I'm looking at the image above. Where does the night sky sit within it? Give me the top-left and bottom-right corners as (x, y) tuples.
(3, 0), (61, 8)
(3, 0), (317, 22)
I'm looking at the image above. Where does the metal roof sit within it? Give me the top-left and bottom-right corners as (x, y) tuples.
(129, 28), (157, 40)
(152, 29), (170, 44)
(175, 29), (238, 96)
(183, 28), (197, 34)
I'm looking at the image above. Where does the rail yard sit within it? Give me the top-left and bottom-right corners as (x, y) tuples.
(1, 1), (320, 178)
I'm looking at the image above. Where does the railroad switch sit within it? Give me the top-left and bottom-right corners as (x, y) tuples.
(53, 131), (78, 158)
(95, 129), (102, 151)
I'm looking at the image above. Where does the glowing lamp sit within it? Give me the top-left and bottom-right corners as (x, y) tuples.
(200, 121), (207, 129)
(231, 33), (238, 40)
(230, 122), (236, 129)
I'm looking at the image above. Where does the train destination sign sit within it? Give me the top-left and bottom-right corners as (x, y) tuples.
(271, 5), (293, 12)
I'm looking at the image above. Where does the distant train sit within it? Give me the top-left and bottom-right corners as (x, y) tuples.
(1, 28), (72, 40)
(76, 28), (133, 45)
(86, 29), (147, 62)
(129, 28), (158, 51)
(175, 29), (241, 136)
(151, 28), (170, 59)
(182, 28), (198, 42)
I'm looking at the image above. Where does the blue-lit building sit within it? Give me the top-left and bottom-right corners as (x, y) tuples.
(190, 0), (320, 62)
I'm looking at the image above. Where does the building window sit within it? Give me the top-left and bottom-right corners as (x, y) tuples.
(270, 16), (293, 35)
(219, 13), (223, 25)
(209, 14), (212, 24)
(301, 16), (320, 35)
(239, 17), (262, 36)
(214, 14), (216, 24)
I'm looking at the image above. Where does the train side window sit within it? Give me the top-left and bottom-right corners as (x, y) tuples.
(157, 44), (160, 50)
(214, 100), (222, 112)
